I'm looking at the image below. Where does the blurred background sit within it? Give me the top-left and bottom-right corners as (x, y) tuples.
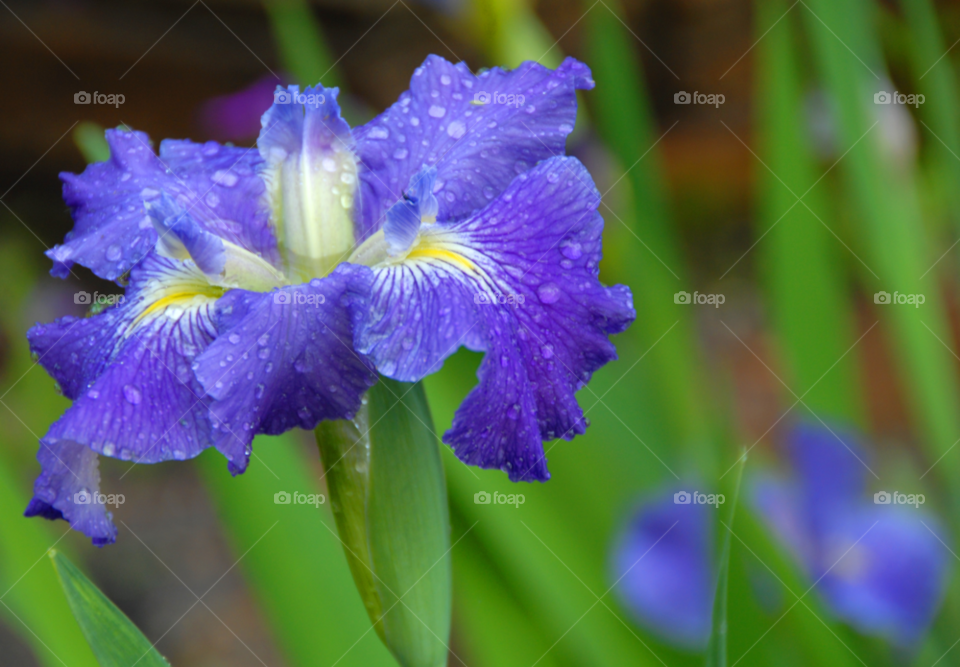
(3, 0), (960, 665)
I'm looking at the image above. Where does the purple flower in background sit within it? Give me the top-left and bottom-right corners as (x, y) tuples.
(752, 422), (950, 647)
(27, 55), (634, 544)
(198, 75), (289, 143)
(611, 488), (715, 650)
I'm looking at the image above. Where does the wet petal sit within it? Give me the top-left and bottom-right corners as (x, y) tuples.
(355, 156), (634, 480)
(193, 264), (377, 474)
(354, 55), (593, 239)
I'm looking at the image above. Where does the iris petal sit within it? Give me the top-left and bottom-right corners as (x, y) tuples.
(193, 264), (377, 475)
(355, 156), (634, 480)
(355, 55), (594, 239)
(52, 129), (275, 281)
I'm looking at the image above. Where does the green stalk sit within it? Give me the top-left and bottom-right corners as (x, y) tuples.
(316, 378), (451, 667)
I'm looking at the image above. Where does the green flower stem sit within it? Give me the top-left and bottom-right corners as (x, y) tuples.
(316, 377), (451, 667)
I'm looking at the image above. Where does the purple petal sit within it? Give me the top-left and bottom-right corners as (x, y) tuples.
(355, 156), (635, 481)
(817, 508), (950, 647)
(148, 193), (226, 276)
(193, 265), (377, 475)
(30, 254), (219, 464)
(24, 439), (118, 546)
(787, 422), (869, 526)
(52, 129), (276, 281)
(354, 55), (594, 239)
(611, 490), (714, 650)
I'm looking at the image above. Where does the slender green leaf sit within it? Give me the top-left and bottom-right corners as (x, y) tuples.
(49, 550), (170, 667)
(263, 0), (341, 87)
(755, 0), (863, 422)
(705, 452), (745, 667)
(317, 378), (451, 667)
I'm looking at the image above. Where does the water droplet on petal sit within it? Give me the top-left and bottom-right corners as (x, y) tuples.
(428, 105), (446, 118)
(537, 283), (562, 304)
(212, 170), (238, 187)
(123, 384), (142, 404)
(540, 345), (554, 359)
(258, 348), (270, 359)
(228, 333), (241, 344)
(106, 245), (122, 261)
(446, 121), (466, 139)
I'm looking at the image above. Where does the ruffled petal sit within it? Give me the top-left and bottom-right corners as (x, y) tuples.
(611, 490), (714, 650)
(354, 55), (594, 239)
(52, 129), (275, 281)
(24, 439), (118, 546)
(193, 264), (377, 475)
(29, 254), (220, 464)
(355, 156), (635, 481)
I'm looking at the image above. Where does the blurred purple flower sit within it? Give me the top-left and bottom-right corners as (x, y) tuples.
(198, 75), (287, 143)
(753, 422), (950, 647)
(611, 487), (714, 650)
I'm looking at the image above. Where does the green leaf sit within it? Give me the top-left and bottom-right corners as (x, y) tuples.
(316, 377), (451, 667)
(263, 0), (340, 87)
(72, 121), (110, 163)
(49, 550), (170, 667)
(705, 452), (745, 667)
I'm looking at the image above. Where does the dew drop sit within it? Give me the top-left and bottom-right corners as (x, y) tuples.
(123, 384), (142, 404)
(212, 170), (238, 187)
(106, 245), (122, 261)
(540, 345), (554, 359)
(369, 126), (389, 139)
(537, 283), (561, 304)
(228, 333), (241, 344)
(428, 105), (446, 118)
(446, 121), (466, 138)
(561, 241), (583, 259)
(440, 74), (452, 85)
(258, 348), (270, 359)
(393, 148), (409, 160)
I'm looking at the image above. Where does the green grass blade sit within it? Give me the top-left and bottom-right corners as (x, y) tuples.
(802, 0), (960, 496)
(584, 0), (717, 476)
(49, 550), (170, 667)
(263, 0), (341, 87)
(755, 0), (863, 422)
(706, 454), (745, 667)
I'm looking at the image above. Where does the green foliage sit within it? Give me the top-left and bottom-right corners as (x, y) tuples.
(316, 378), (451, 667)
(49, 550), (170, 667)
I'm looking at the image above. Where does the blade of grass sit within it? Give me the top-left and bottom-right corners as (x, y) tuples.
(755, 0), (863, 423)
(49, 550), (170, 667)
(584, 0), (718, 477)
(263, 0), (341, 87)
(705, 452), (745, 667)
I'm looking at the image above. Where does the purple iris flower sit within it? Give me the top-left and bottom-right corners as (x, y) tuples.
(611, 489), (714, 650)
(753, 423), (950, 648)
(26, 55), (635, 545)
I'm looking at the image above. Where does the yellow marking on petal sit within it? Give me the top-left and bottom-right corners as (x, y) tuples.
(133, 287), (224, 326)
(406, 246), (476, 273)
